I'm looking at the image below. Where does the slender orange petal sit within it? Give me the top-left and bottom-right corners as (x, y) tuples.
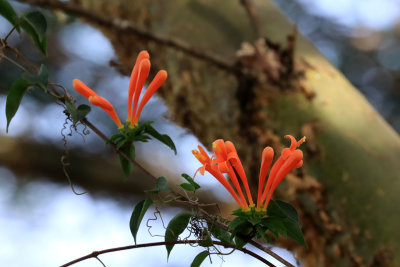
(193, 145), (245, 209)
(130, 59), (151, 127)
(259, 156), (285, 208)
(256, 147), (274, 210)
(285, 135), (297, 151)
(127, 51), (150, 123)
(206, 166), (246, 209)
(263, 150), (303, 210)
(226, 165), (248, 209)
(72, 79), (97, 98)
(133, 70), (167, 124)
(225, 141), (254, 206)
(213, 140), (248, 208)
(89, 96), (123, 128)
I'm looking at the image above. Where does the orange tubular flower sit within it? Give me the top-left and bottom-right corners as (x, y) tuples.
(212, 140), (252, 210)
(259, 135), (305, 210)
(127, 51), (150, 124)
(192, 145), (246, 209)
(72, 79), (123, 129)
(193, 135), (305, 212)
(128, 52), (168, 128)
(72, 50), (167, 131)
(88, 96), (123, 129)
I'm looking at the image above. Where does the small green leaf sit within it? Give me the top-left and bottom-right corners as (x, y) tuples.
(0, 0), (20, 32)
(234, 235), (247, 249)
(283, 218), (307, 248)
(191, 251), (209, 267)
(156, 176), (170, 191)
(180, 183), (196, 192)
(165, 211), (192, 258)
(5, 78), (30, 133)
(199, 236), (213, 247)
(256, 226), (271, 242)
(119, 154), (131, 179)
(65, 102), (91, 123)
(22, 64), (48, 91)
(210, 225), (232, 245)
(129, 143), (136, 160)
(261, 217), (287, 239)
(129, 197), (153, 244)
(267, 200), (299, 222)
(145, 176), (170, 194)
(74, 104), (91, 121)
(144, 123), (177, 154)
(109, 133), (124, 143)
(181, 173), (200, 190)
(20, 11), (47, 55)
(228, 216), (248, 232)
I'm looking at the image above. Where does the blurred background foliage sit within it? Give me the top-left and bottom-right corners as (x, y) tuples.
(1, 0), (400, 266)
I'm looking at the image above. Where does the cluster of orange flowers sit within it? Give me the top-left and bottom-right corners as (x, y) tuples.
(193, 135), (305, 211)
(72, 50), (167, 129)
(71, 50), (305, 212)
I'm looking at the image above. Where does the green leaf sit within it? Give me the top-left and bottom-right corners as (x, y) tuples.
(256, 226), (271, 242)
(144, 123), (177, 154)
(20, 11), (47, 55)
(129, 197), (153, 244)
(129, 143), (136, 160)
(165, 211), (192, 258)
(261, 216), (287, 239)
(267, 200), (299, 222)
(181, 173), (200, 190)
(180, 183), (196, 192)
(234, 235), (247, 249)
(145, 176), (170, 193)
(191, 251), (209, 267)
(74, 104), (91, 121)
(283, 218), (307, 248)
(0, 0), (20, 32)
(65, 102), (91, 123)
(119, 154), (131, 179)
(199, 236), (213, 247)
(5, 78), (30, 133)
(228, 216), (248, 232)
(22, 64), (48, 91)
(109, 133), (125, 143)
(210, 225), (232, 245)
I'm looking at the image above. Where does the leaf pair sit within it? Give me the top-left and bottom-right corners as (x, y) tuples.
(180, 173), (200, 192)
(109, 121), (176, 179)
(5, 65), (49, 132)
(0, 1), (47, 55)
